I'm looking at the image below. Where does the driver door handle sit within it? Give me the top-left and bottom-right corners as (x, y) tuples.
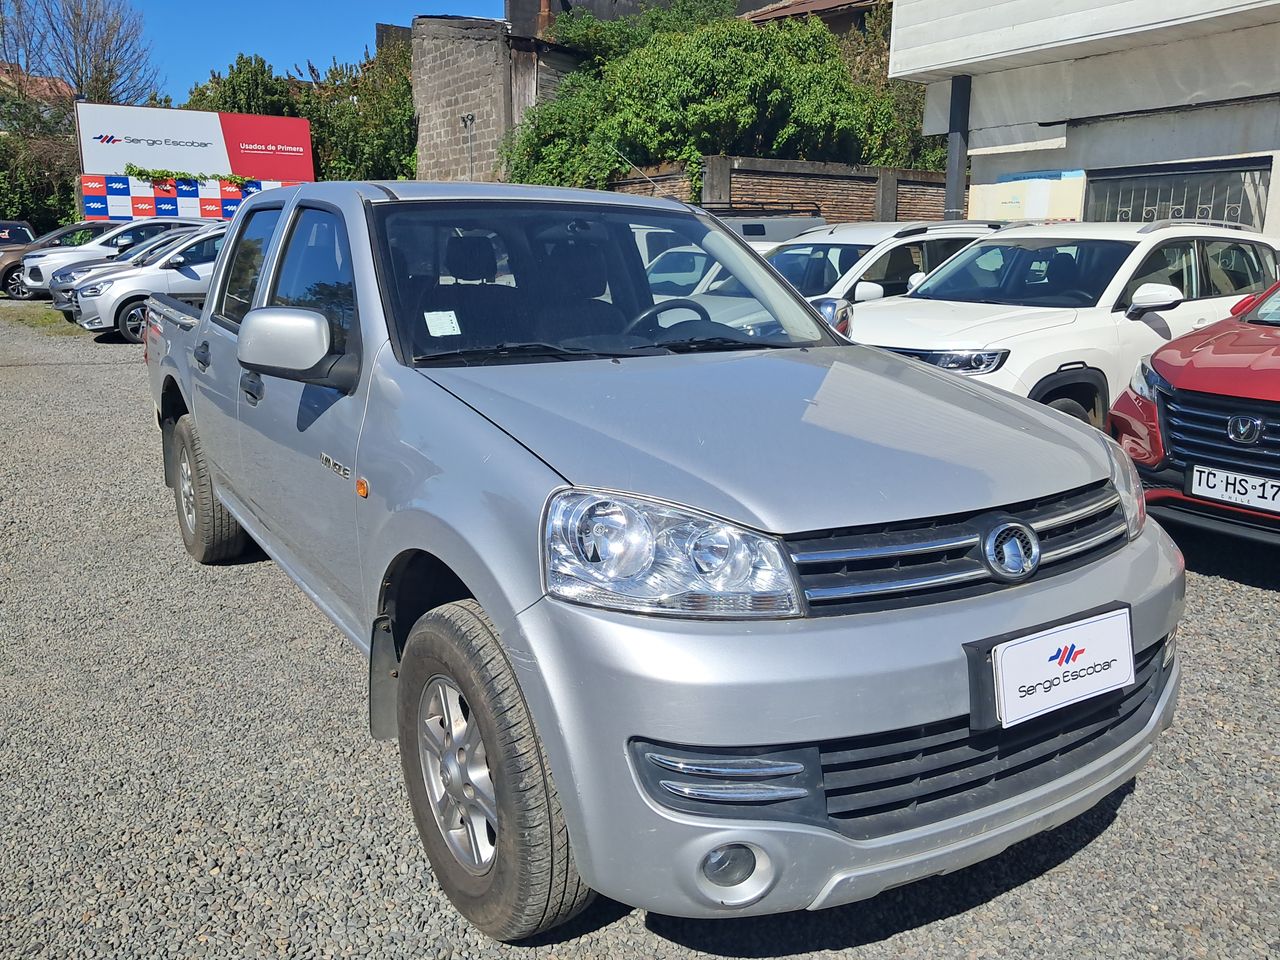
(239, 370), (264, 405)
(192, 340), (211, 370)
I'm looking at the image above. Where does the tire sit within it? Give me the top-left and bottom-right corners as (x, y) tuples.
(3, 266), (31, 301)
(1047, 397), (1093, 425)
(171, 415), (247, 563)
(116, 299), (147, 343)
(397, 600), (593, 941)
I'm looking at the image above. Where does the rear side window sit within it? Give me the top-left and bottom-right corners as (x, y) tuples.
(861, 241), (925, 297)
(924, 237), (971, 270)
(216, 208), (282, 326)
(1201, 240), (1275, 298)
(270, 208), (357, 354)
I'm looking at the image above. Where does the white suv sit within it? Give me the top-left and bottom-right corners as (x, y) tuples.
(766, 220), (1001, 304)
(852, 221), (1280, 424)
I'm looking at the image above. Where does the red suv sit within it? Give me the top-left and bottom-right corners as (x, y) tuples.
(1110, 281), (1280, 543)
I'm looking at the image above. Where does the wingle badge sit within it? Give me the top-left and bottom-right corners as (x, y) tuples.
(320, 452), (352, 479)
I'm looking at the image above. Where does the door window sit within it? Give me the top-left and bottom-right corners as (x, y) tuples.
(270, 208), (357, 354)
(1201, 240), (1274, 298)
(1120, 242), (1198, 307)
(860, 241), (925, 297)
(215, 208), (282, 326)
(178, 233), (225, 267)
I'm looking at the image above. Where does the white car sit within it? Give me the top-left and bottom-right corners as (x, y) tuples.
(852, 221), (1280, 424)
(73, 224), (227, 342)
(766, 220), (1001, 306)
(21, 217), (205, 294)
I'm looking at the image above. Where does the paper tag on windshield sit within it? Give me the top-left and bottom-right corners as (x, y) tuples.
(424, 310), (461, 337)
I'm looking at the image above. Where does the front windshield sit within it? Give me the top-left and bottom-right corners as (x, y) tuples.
(1249, 284), (1280, 326)
(375, 200), (834, 364)
(912, 237), (1136, 308)
(767, 243), (873, 297)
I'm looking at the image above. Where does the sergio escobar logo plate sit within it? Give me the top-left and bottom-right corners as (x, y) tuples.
(992, 607), (1134, 728)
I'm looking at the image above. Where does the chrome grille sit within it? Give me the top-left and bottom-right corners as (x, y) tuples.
(1162, 389), (1280, 480)
(788, 482), (1127, 614)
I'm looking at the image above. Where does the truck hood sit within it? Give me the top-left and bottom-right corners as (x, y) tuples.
(850, 296), (1076, 349)
(424, 346), (1108, 534)
(1153, 318), (1280, 403)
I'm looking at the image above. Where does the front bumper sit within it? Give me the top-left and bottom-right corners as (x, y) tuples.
(21, 264), (49, 291)
(509, 521), (1183, 918)
(74, 292), (111, 330)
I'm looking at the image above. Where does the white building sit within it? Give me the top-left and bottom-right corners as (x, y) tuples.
(890, 0), (1280, 230)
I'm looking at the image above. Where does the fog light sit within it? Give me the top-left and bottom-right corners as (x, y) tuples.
(701, 844), (756, 888)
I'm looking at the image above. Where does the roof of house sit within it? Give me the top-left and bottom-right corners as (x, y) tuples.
(742, 0), (879, 24)
(0, 62), (74, 102)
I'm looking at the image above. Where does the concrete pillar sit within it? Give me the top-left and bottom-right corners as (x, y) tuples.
(945, 75), (971, 220)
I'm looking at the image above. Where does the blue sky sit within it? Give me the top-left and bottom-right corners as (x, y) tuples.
(136, 0), (504, 102)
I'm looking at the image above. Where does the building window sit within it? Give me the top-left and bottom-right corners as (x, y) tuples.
(1085, 160), (1272, 231)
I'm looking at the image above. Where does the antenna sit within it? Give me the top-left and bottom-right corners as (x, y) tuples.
(611, 145), (662, 193)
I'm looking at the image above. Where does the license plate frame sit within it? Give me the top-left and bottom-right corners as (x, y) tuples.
(963, 604), (1135, 731)
(1187, 464), (1280, 515)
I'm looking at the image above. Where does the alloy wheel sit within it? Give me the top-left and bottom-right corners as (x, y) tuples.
(417, 675), (498, 875)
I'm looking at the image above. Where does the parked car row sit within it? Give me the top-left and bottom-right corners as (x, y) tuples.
(4, 217), (223, 342)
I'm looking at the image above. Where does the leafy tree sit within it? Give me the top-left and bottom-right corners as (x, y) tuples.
(185, 53), (295, 116)
(293, 41), (415, 181)
(505, 17), (903, 195)
(841, 0), (945, 170)
(549, 0), (736, 65)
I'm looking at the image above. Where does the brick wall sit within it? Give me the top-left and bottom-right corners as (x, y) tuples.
(413, 17), (510, 182)
(609, 156), (950, 222)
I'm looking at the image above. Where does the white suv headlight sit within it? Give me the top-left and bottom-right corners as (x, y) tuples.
(544, 489), (800, 618)
(1103, 434), (1146, 540)
(908, 349), (1009, 375)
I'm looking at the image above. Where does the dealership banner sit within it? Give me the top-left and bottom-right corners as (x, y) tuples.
(76, 102), (314, 182)
(79, 175), (302, 221)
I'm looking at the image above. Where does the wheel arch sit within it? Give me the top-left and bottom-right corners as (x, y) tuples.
(369, 548), (477, 740)
(1028, 366), (1110, 425)
(159, 375), (191, 487)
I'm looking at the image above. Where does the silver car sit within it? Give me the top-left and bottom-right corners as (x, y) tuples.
(147, 182), (1183, 941)
(49, 228), (200, 319)
(21, 216), (204, 293)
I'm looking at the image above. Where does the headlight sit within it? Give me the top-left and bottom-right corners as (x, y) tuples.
(1129, 356), (1172, 402)
(810, 297), (850, 335)
(1103, 433), (1146, 540)
(911, 349), (1009, 375)
(544, 489), (800, 618)
(79, 279), (113, 297)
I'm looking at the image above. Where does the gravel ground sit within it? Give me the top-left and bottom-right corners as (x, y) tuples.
(0, 306), (1276, 960)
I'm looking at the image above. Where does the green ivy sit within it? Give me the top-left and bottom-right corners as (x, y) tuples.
(123, 163), (249, 187)
(504, 18), (894, 193)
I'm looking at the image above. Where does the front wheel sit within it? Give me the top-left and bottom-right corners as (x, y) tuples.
(116, 299), (147, 343)
(3, 267), (31, 300)
(1047, 397), (1093, 425)
(397, 600), (593, 941)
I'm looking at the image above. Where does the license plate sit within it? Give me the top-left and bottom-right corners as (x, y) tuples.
(1189, 464), (1280, 514)
(991, 608), (1134, 728)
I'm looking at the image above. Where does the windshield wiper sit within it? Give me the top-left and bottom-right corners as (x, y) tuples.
(642, 336), (778, 354)
(413, 342), (644, 364)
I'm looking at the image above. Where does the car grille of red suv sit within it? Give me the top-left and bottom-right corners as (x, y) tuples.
(1162, 389), (1280, 480)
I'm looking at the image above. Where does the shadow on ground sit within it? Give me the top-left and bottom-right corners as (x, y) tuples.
(534, 782), (1134, 956)
(1163, 522), (1280, 591)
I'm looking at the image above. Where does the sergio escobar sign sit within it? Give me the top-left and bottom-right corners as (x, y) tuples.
(76, 102), (314, 182)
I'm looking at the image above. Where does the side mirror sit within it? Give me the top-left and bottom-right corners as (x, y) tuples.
(238, 307), (358, 393)
(811, 297), (853, 336)
(1126, 282), (1184, 320)
(907, 271), (927, 292)
(164, 255), (185, 269)
(47, 238), (62, 247)
(852, 280), (885, 303)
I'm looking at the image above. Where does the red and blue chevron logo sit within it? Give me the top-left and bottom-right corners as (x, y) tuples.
(93, 134), (122, 144)
(1048, 644), (1085, 666)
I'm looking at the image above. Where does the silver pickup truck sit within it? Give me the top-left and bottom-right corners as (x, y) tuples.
(145, 181), (1184, 942)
